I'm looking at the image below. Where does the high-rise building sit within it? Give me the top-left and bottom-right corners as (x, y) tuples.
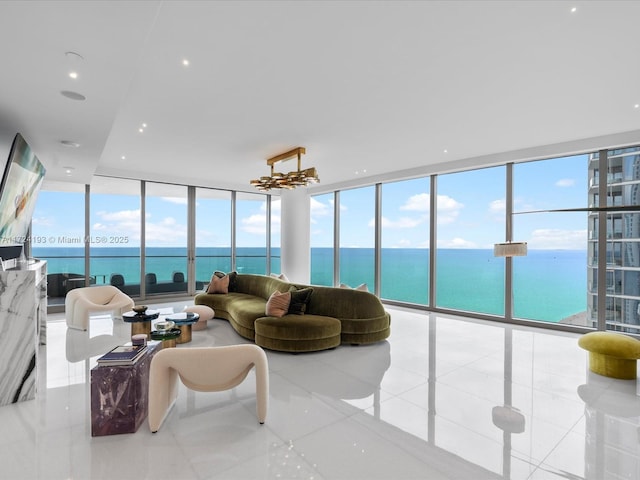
(587, 146), (640, 331)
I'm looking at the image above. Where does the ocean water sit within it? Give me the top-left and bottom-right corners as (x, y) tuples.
(34, 247), (587, 323)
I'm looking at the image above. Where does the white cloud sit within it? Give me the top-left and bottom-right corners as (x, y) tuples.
(31, 216), (53, 227)
(399, 193), (463, 225)
(97, 209), (141, 222)
(489, 199), (505, 214)
(439, 237), (477, 248)
(371, 216), (424, 228)
(400, 193), (430, 212)
(311, 197), (330, 217)
(241, 214), (266, 235)
(258, 200), (277, 212)
(556, 179), (575, 187)
(146, 217), (187, 243)
(528, 228), (587, 250)
(437, 195), (463, 225)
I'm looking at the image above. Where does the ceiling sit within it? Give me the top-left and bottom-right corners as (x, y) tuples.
(0, 0), (639, 193)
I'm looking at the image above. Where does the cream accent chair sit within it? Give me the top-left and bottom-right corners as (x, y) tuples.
(148, 344), (269, 433)
(65, 285), (134, 331)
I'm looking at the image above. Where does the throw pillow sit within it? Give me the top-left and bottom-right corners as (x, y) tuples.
(288, 287), (313, 315)
(214, 270), (238, 292)
(269, 272), (290, 282)
(207, 274), (229, 294)
(265, 290), (291, 317)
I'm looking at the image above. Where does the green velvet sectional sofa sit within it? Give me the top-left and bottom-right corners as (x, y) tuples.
(194, 273), (391, 353)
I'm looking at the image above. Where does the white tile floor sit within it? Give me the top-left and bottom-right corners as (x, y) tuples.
(1, 301), (639, 480)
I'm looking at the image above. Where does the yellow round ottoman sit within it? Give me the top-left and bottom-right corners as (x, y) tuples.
(578, 331), (640, 379)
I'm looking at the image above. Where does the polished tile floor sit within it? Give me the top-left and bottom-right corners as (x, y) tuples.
(1, 301), (639, 480)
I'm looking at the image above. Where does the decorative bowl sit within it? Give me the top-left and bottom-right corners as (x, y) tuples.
(132, 305), (148, 314)
(155, 320), (175, 331)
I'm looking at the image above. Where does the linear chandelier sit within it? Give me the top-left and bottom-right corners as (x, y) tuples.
(493, 241), (528, 257)
(250, 147), (319, 191)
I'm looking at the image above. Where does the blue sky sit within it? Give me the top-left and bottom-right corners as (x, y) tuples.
(32, 154), (587, 250)
(311, 154), (588, 250)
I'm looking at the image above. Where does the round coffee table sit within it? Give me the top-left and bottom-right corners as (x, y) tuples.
(122, 310), (160, 336)
(165, 312), (200, 344)
(150, 328), (181, 348)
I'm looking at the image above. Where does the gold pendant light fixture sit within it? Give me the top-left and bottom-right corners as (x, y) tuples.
(250, 147), (319, 191)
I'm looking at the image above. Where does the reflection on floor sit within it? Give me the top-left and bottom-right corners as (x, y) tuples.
(0, 300), (639, 479)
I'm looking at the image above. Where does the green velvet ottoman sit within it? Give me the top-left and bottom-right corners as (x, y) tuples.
(254, 315), (341, 353)
(578, 331), (640, 379)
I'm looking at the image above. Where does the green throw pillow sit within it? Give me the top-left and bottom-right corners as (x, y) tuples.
(288, 287), (313, 315)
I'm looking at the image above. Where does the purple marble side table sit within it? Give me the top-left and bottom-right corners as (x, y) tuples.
(90, 341), (160, 436)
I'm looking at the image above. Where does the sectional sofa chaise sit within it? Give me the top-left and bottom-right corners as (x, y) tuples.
(194, 273), (390, 353)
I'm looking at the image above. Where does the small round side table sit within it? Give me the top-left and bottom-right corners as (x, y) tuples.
(150, 328), (181, 349)
(165, 312), (200, 344)
(122, 310), (160, 336)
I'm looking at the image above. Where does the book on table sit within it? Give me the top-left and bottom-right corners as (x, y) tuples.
(97, 345), (147, 366)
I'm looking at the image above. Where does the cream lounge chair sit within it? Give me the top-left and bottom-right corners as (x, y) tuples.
(148, 344), (268, 432)
(65, 285), (134, 331)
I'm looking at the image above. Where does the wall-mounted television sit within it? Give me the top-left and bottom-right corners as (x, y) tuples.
(0, 133), (46, 263)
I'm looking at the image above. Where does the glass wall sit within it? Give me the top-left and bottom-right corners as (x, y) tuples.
(235, 192), (267, 274)
(89, 177), (142, 297)
(339, 186), (375, 290)
(31, 182), (86, 305)
(513, 155), (588, 324)
(144, 182), (188, 296)
(310, 192), (335, 286)
(195, 188), (231, 287)
(435, 167), (506, 315)
(380, 178), (430, 304)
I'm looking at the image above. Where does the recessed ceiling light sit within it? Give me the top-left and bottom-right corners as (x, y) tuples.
(182, 59), (190, 66)
(60, 90), (86, 101)
(142, 123), (147, 128)
(121, 155), (126, 160)
(63, 166), (74, 175)
(60, 140), (80, 148)
(139, 128), (144, 133)
(69, 72), (78, 79)
(444, 149), (448, 153)
(571, 7), (577, 13)
(635, 104), (639, 109)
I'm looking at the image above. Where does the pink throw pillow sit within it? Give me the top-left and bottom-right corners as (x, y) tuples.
(265, 290), (291, 317)
(207, 274), (229, 294)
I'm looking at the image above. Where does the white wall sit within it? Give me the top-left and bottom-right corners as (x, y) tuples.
(279, 188), (310, 283)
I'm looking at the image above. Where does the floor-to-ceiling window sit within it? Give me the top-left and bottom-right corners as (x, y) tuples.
(89, 177), (142, 297)
(31, 182), (86, 305)
(195, 188), (232, 286)
(33, 176), (277, 309)
(435, 167), (506, 315)
(339, 186), (375, 290)
(380, 178), (430, 304)
(513, 155), (588, 324)
(310, 192), (334, 286)
(144, 182), (188, 296)
(235, 192), (267, 274)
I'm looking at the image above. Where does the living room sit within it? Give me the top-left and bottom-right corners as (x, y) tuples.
(1, 1), (640, 479)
